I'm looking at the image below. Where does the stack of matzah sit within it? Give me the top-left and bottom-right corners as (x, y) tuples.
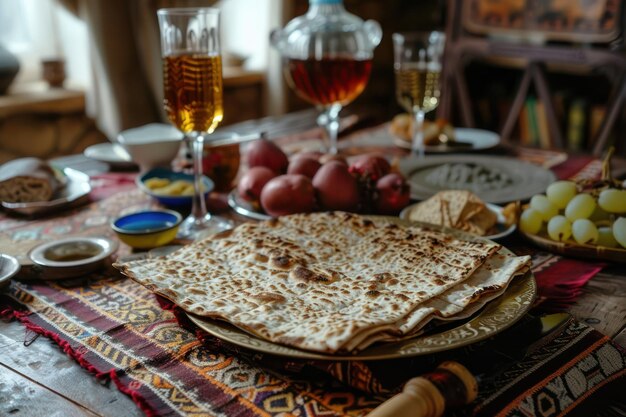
(115, 212), (531, 354)
(406, 190), (499, 236)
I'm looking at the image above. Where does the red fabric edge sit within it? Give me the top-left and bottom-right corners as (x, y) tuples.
(0, 306), (158, 417)
(533, 258), (605, 312)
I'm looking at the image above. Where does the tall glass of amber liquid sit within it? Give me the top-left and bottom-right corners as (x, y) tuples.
(393, 31), (446, 158)
(158, 8), (233, 239)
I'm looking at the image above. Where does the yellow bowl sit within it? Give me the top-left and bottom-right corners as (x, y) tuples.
(111, 209), (182, 249)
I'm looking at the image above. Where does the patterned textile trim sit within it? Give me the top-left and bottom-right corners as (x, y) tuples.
(165, 296), (626, 417)
(470, 320), (626, 417)
(551, 156), (600, 181)
(1, 277), (383, 417)
(0, 153), (618, 416)
(2, 272), (625, 417)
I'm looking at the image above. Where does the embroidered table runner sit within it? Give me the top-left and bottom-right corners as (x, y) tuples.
(0, 145), (623, 416)
(1, 263), (624, 417)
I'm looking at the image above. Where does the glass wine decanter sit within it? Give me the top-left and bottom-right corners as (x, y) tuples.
(270, 0), (382, 154)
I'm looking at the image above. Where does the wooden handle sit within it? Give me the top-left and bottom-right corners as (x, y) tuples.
(366, 361), (478, 417)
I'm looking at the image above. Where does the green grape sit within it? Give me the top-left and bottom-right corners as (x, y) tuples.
(530, 195), (558, 222)
(546, 181), (577, 209)
(519, 208), (543, 235)
(589, 205), (610, 223)
(571, 219), (599, 245)
(547, 215), (571, 242)
(613, 217), (626, 248)
(565, 193), (596, 221)
(598, 189), (626, 213)
(597, 226), (619, 248)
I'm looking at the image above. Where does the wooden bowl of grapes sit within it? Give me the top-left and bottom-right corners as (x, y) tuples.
(518, 152), (626, 263)
(520, 230), (626, 263)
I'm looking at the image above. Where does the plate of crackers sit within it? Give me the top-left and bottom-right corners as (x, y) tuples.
(389, 114), (500, 153)
(400, 190), (517, 240)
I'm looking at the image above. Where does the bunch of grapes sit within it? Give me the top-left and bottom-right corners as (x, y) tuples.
(519, 148), (626, 248)
(520, 180), (626, 247)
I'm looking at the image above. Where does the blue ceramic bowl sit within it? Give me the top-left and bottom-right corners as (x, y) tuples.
(137, 168), (214, 208)
(111, 209), (183, 249)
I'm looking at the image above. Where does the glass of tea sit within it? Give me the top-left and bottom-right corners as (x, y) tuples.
(271, 0), (382, 154)
(393, 31), (446, 158)
(157, 7), (233, 239)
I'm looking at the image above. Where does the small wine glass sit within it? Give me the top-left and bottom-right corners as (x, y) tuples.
(157, 7), (233, 239)
(393, 31), (446, 158)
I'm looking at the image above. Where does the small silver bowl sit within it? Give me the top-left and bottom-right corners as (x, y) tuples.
(28, 237), (118, 280)
(0, 254), (20, 289)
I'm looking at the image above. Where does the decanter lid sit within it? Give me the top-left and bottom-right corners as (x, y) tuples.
(270, 0), (382, 59)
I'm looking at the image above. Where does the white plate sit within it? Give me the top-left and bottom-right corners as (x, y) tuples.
(84, 143), (136, 168)
(393, 128), (500, 153)
(1, 167), (92, 216)
(400, 202), (516, 240)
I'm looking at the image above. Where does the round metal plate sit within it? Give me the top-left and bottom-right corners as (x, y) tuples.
(186, 217), (536, 361)
(399, 155), (556, 204)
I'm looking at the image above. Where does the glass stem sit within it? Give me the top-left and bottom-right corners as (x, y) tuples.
(412, 110), (426, 159)
(318, 103), (342, 154)
(189, 133), (209, 223)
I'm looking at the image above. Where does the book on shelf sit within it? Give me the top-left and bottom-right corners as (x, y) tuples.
(535, 100), (551, 149)
(527, 96), (540, 147)
(519, 101), (531, 145)
(589, 104), (606, 140)
(519, 96), (540, 147)
(567, 98), (587, 151)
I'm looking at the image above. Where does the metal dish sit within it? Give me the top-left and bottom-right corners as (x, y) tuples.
(28, 237), (118, 280)
(185, 217), (536, 360)
(1, 167), (91, 216)
(399, 155), (556, 204)
(392, 128), (500, 153)
(227, 190), (272, 221)
(137, 168), (214, 208)
(188, 273), (534, 360)
(0, 254), (20, 289)
(400, 202), (516, 240)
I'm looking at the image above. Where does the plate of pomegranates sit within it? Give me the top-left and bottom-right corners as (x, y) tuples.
(228, 191), (272, 221)
(232, 139), (412, 219)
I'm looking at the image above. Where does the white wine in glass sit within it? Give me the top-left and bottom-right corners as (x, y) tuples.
(395, 63), (441, 114)
(393, 31), (445, 158)
(158, 8), (233, 239)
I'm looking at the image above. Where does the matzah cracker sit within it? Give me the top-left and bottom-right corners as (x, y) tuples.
(350, 248), (531, 350)
(116, 212), (500, 353)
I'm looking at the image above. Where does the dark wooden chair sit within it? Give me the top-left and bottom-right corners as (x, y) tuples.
(439, 0), (626, 155)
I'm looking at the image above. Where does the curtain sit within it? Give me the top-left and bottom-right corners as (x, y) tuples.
(57, 0), (219, 139)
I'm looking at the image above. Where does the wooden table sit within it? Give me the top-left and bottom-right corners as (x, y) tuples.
(1, 123), (625, 417)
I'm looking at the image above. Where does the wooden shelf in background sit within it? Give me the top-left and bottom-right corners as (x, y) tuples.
(0, 87), (85, 118)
